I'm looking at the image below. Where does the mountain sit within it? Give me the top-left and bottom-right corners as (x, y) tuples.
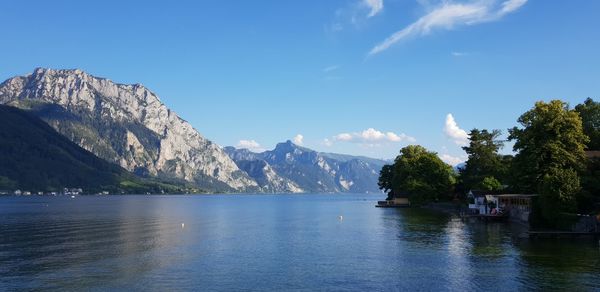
(0, 105), (185, 193)
(225, 141), (387, 193)
(0, 68), (257, 192)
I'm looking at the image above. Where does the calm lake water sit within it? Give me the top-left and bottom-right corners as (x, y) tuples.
(0, 194), (599, 291)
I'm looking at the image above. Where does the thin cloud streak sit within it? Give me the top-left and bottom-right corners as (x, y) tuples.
(368, 0), (528, 56)
(323, 65), (340, 73)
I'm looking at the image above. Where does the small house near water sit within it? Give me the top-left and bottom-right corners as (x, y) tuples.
(467, 190), (537, 224)
(376, 192), (410, 208)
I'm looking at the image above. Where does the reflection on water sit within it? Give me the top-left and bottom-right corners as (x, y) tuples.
(0, 195), (598, 291)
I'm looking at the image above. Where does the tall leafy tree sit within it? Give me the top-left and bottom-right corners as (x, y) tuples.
(575, 98), (600, 212)
(378, 164), (395, 200)
(574, 97), (600, 150)
(508, 100), (588, 223)
(459, 129), (506, 191)
(378, 145), (455, 205)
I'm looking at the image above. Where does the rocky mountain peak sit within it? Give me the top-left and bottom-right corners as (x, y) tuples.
(0, 68), (258, 192)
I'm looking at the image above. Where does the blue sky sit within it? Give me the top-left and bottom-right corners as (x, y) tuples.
(1, 0), (599, 164)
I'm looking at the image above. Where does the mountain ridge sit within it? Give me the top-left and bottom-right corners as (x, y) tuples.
(0, 68), (387, 194)
(225, 140), (386, 193)
(0, 104), (187, 193)
(0, 68), (258, 192)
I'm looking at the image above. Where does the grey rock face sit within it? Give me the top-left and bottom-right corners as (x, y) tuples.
(0, 68), (257, 191)
(226, 141), (387, 193)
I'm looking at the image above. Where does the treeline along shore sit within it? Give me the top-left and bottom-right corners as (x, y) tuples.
(378, 98), (600, 230)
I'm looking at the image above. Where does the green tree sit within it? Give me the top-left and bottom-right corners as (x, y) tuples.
(575, 98), (600, 213)
(378, 164), (395, 200)
(479, 176), (502, 191)
(459, 129), (506, 191)
(378, 145), (456, 205)
(574, 97), (600, 150)
(539, 168), (581, 226)
(508, 100), (588, 224)
(579, 157), (600, 213)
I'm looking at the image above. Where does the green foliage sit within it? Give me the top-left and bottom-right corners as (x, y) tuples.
(579, 157), (600, 213)
(378, 164), (395, 200)
(539, 168), (580, 226)
(460, 129), (508, 191)
(479, 176), (502, 191)
(0, 105), (188, 194)
(508, 100), (588, 193)
(0, 105), (125, 192)
(378, 145), (456, 205)
(508, 100), (588, 225)
(0, 176), (17, 189)
(574, 97), (600, 150)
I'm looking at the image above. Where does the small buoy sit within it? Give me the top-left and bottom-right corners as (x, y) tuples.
(339, 215), (343, 221)
(70, 195), (75, 198)
(181, 223), (185, 229)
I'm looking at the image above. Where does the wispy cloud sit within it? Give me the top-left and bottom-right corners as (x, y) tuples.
(329, 0), (384, 32)
(499, 0), (528, 15)
(323, 65), (340, 73)
(368, 0), (528, 56)
(236, 139), (266, 153)
(444, 114), (469, 146)
(451, 51), (468, 57)
(331, 128), (416, 146)
(364, 0), (384, 18)
(293, 134), (304, 145)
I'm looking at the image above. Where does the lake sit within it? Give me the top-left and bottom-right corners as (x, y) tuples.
(1, 194), (599, 291)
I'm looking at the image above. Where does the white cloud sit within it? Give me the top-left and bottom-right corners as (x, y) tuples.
(331, 128), (416, 145)
(335, 133), (354, 141)
(364, 0), (384, 18)
(293, 134), (304, 145)
(368, 0), (527, 56)
(236, 140), (265, 153)
(439, 153), (466, 166)
(499, 0), (528, 16)
(444, 114), (469, 146)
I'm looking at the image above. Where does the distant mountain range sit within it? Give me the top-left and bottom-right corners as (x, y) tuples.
(224, 141), (387, 193)
(0, 68), (386, 193)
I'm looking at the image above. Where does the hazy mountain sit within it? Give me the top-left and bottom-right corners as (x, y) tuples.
(0, 68), (258, 192)
(225, 141), (387, 193)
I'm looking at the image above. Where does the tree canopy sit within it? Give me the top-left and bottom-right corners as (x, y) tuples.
(459, 129), (507, 191)
(574, 97), (600, 150)
(378, 145), (456, 205)
(508, 100), (589, 223)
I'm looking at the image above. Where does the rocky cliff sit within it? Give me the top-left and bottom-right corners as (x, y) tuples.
(0, 68), (257, 192)
(225, 141), (387, 193)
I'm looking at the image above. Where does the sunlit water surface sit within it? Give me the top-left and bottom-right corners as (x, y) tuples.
(1, 194), (599, 291)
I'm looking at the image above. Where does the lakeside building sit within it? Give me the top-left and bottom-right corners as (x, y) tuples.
(467, 190), (537, 224)
(64, 188), (83, 195)
(376, 192), (410, 208)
